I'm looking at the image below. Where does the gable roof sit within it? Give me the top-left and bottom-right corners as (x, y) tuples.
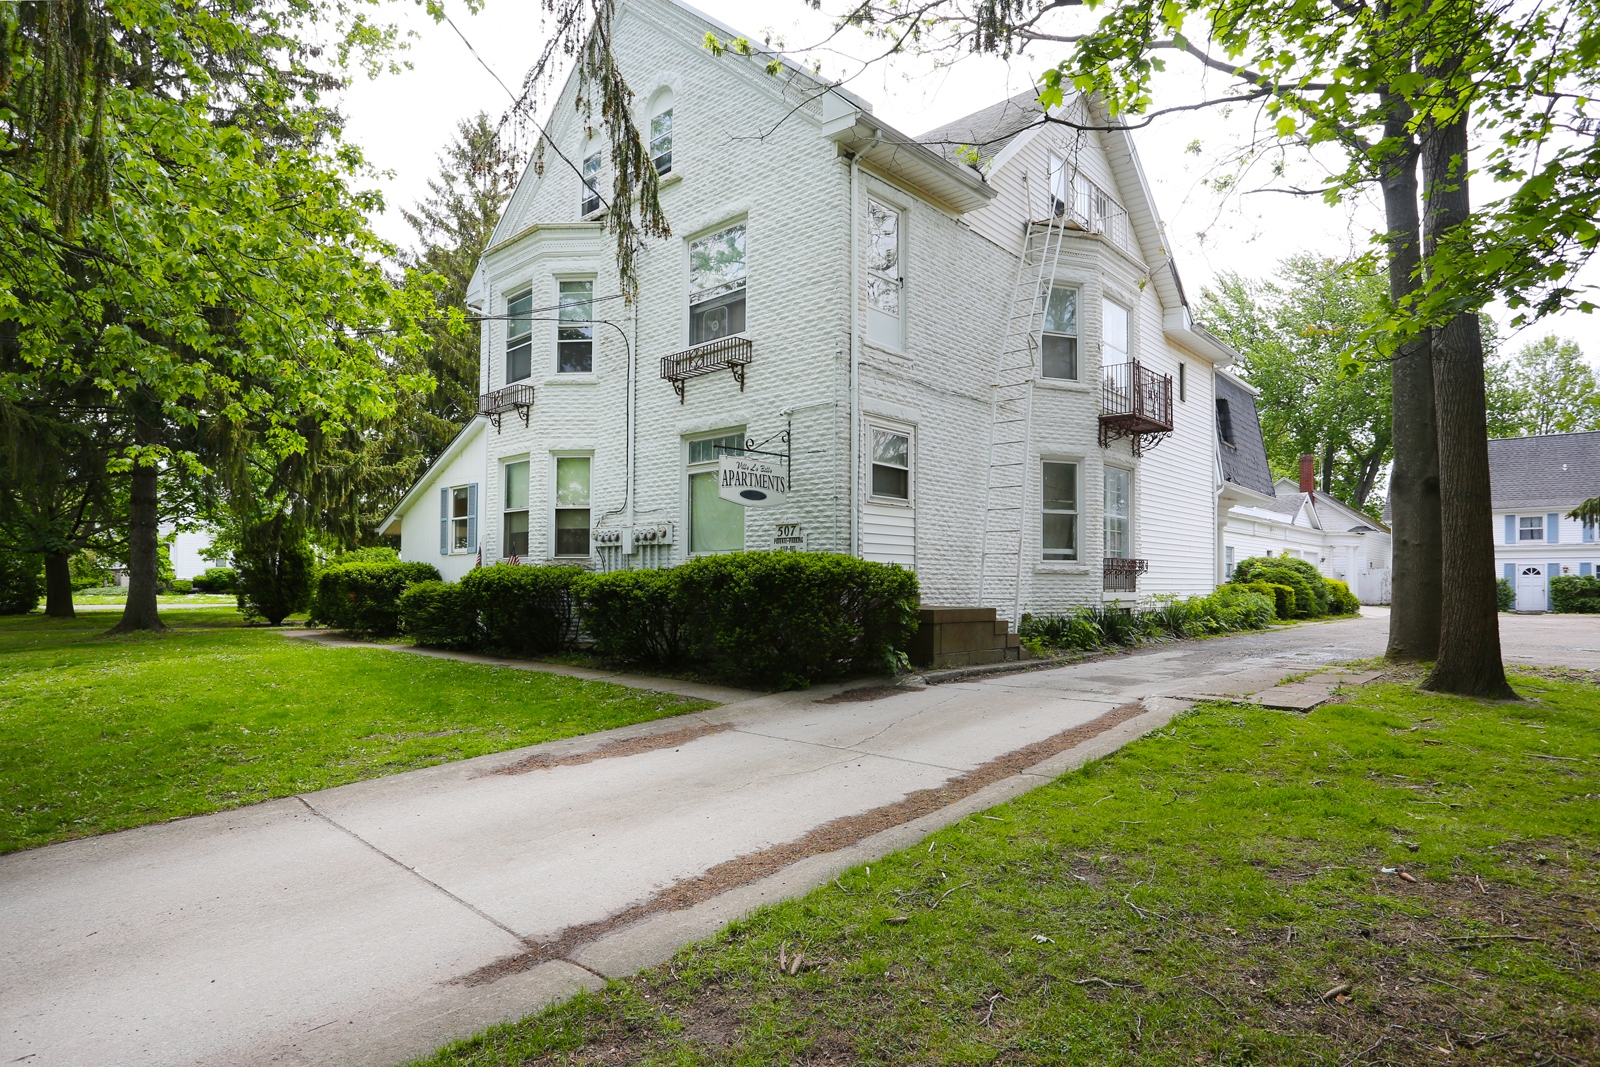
(1216, 373), (1276, 497)
(1265, 479), (1387, 533)
(380, 417), (486, 535)
(1487, 431), (1600, 510)
(915, 89), (1044, 169)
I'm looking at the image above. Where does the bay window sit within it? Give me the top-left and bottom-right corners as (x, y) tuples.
(554, 456), (591, 556)
(1103, 298), (1130, 363)
(503, 460), (529, 557)
(1104, 467), (1131, 558)
(1042, 286), (1078, 380)
(506, 289), (532, 383)
(557, 279), (594, 373)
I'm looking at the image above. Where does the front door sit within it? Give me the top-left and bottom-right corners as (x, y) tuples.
(1515, 564), (1547, 612)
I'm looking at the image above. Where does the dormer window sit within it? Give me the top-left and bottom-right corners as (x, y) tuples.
(689, 223), (746, 344)
(581, 149), (602, 217)
(649, 91), (674, 175)
(1216, 397), (1235, 445)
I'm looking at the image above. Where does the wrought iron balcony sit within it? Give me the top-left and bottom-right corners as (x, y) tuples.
(478, 383), (535, 431)
(1103, 556), (1148, 593)
(660, 334), (752, 403)
(1098, 360), (1173, 456)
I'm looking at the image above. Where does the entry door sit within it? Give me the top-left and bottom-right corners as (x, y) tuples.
(1515, 564), (1546, 611)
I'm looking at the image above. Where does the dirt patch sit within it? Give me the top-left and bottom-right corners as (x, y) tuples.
(814, 685), (927, 704)
(460, 699), (1150, 986)
(486, 722), (732, 777)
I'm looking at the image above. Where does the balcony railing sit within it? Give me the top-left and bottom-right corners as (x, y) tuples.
(660, 334), (752, 403)
(1103, 556), (1148, 593)
(478, 383), (536, 431)
(1035, 171), (1135, 255)
(1098, 360), (1173, 456)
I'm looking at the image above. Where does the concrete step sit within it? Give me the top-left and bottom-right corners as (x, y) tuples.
(909, 606), (1028, 669)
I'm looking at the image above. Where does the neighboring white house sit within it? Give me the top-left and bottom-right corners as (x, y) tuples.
(1489, 430), (1600, 612)
(383, 0), (1245, 619)
(1215, 372), (1392, 604)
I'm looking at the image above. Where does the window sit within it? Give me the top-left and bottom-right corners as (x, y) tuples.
(649, 92), (674, 174)
(1042, 286), (1078, 380)
(554, 456), (591, 556)
(870, 429), (910, 500)
(503, 460), (529, 557)
(441, 484), (476, 554)
(1216, 397), (1235, 445)
(688, 433), (744, 552)
(1048, 154), (1069, 217)
(1042, 461), (1078, 561)
(557, 279), (594, 373)
(1102, 298), (1130, 363)
(866, 200), (902, 347)
(689, 223), (746, 344)
(1225, 545), (1235, 576)
(1519, 515), (1544, 541)
(1104, 467), (1131, 558)
(506, 289), (533, 383)
(1179, 362), (1187, 402)
(581, 150), (602, 217)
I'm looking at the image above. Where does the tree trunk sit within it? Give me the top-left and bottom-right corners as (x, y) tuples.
(43, 551), (75, 618)
(1378, 88), (1442, 662)
(1419, 108), (1513, 698)
(108, 460), (166, 634)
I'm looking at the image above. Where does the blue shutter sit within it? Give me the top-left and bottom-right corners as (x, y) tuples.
(466, 483), (479, 551)
(1582, 562), (1593, 577)
(439, 487), (449, 554)
(1505, 515), (1516, 544)
(1585, 522), (1596, 543)
(1504, 562), (1514, 581)
(1547, 513), (1560, 544)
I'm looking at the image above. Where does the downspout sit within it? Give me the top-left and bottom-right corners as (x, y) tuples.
(848, 152), (860, 558)
(627, 249), (639, 561)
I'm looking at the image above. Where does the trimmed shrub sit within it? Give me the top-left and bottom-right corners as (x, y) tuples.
(0, 550), (44, 615)
(193, 566), (237, 593)
(1551, 574), (1600, 614)
(1326, 579), (1361, 615)
(1235, 559), (1319, 617)
(397, 581), (475, 648)
(579, 568), (691, 666)
(1496, 577), (1515, 612)
(1221, 580), (1294, 620)
(171, 579), (193, 595)
(460, 564), (585, 655)
(669, 551), (920, 687)
(235, 519), (315, 625)
(312, 561), (442, 636)
(325, 546), (400, 568)
(1205, 585), (1277, 630)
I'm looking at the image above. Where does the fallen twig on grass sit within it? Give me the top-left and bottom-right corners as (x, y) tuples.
(1187, 979), (1233, 1014)
(932, 881), (974, 908)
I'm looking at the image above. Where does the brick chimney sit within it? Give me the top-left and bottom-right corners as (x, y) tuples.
(1299, 454), (1315, 495)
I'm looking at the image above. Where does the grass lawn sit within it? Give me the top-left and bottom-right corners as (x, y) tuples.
(417, 668), (1600, 1066)
(0, 610), (715, 854)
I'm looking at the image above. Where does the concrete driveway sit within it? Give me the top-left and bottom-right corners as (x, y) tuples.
(0, 611), (1582, 1067)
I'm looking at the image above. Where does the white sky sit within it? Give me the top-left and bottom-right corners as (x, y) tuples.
(340, 0), (1599, 364)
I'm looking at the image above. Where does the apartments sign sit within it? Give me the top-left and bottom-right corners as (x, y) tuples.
(718, 453), (788, 507)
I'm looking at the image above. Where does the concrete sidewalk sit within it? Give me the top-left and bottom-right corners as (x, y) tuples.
(0, 613), (1403, 1067)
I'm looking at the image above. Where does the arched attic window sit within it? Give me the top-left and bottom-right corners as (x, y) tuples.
(580, 133), (602, 218)
(648, 89), (674, 175)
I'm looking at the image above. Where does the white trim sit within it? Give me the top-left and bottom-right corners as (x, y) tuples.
(381, 418), (487, 535)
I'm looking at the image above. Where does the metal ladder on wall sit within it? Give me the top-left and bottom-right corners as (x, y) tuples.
(976, 170), (1072, 623)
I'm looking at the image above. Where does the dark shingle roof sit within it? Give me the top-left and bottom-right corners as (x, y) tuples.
(915, 90), (1045, 169)
(1216, 374), (1276, 497)
(1488, 431), (1600, 510)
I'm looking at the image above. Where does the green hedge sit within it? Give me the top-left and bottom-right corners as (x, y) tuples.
(311, 561), (442, 636)
(1497, 577), (1515, 612)
(1221, 580), (1294, 620)
(1326, 578), (1362, 615)
(396, 581), (475, 649)
(1551, 574), (1600, 614)
(459, 565), (585, 655)
(0, 551), (43, 615)
(192, 566), (236, 593)
(578, 568), (690, 665)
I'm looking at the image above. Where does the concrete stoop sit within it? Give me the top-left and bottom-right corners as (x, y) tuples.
(908, 606), (1028, 669)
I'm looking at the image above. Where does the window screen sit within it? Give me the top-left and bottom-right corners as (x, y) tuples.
(689, 224), (747, 344)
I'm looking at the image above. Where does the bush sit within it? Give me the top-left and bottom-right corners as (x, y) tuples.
(1018, 608), (1102, 650)
(1235, 559), (1320, 618)
(325, 546), (400, 568)
(397, 581), (475, 648)
(579, 568), (691, 666)
(171, 579), (193, 595)
(1551, 574), (1600, 614)
(0, 550), (44, 615)
(1220, 581), (1294, 620)
(192, 566), (237, 593)
(311, 561), (442, 636)
(1325, 579), (1361, 615)
(1497, 577), (1515, 612)
(460, 564), (586, 655)
(666, 552), (920, 686)
(1205, 585), (1277, 630)
(234, 519), (316, 625)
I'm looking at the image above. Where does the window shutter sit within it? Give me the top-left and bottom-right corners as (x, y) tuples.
(1504, 562), (1513, 581)
(1547, 513), (1560, 544)
(439, 487), (448, 554)
(1585, 522), (1596, 543)
(467, 483), (479, 551)
(1582, 562), (1593, 577)
(1504, 515), (1515, 544)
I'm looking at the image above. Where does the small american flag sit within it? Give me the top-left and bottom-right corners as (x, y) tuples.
(508, 554), (521, 566)
(474, 547), (482, 569)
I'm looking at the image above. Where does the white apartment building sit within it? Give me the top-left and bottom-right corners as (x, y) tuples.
(383, 0), (1246, 622)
